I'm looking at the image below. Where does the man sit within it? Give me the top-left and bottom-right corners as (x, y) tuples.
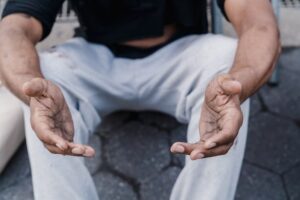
(0, 0), (280, 199)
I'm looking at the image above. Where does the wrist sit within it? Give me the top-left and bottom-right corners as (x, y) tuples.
(227, 69), (253, 102)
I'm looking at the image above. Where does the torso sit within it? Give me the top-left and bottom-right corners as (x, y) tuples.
(70, 0), (208, 47)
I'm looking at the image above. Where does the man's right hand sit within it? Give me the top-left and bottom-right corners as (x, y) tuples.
(23, 78), (95, 157)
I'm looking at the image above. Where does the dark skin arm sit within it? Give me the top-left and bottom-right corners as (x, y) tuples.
(0, 14), (42, 103)
(0, 14), (95, 157)
(171, 0), (281, 159)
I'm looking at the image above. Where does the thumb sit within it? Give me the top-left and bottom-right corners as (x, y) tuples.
(219, 77), (242, 96)
(23, 78), (48, 97)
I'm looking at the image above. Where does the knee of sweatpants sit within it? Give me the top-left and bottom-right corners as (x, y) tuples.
(180, 34), (238, 74)
(38, 49), (76, 85)
(177, 34), (238, 122)
(40, 49), (100, 132)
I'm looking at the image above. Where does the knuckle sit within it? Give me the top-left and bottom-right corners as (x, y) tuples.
(224, 132), (236, 142)
(207, 149), (217, 156)
(221, 150), (227, 155)
(223, 147), (230, 155)
(229, 134), (237, 141)
(47, 148), (56, 154)
(40, 134), (49, 143)
(37, 134), (47, 143)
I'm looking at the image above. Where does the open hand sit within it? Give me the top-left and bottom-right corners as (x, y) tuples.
(171, 74), (243, 160)
(23, 78), (95, 157)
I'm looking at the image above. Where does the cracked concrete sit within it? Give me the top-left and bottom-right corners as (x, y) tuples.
(1, 47), (300, 200)
(1, 6), (300, 199)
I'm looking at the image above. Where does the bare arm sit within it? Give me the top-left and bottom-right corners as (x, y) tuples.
(171, 0), (280, 159)
(0, 14), (43, 104)
(0, 14), (95, 157)
(227, 0), (281, 101)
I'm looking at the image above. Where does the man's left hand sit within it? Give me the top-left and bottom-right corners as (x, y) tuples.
(171, 74), (243, 160)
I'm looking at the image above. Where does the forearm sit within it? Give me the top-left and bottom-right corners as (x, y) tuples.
(0, 18), (43, 104)
(229, 25), (281, 102)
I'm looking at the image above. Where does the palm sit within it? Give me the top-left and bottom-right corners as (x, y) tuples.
(200, 89), (242, 144)
(171, 74), (243, 159)
(24, 78), (95, 157)
(30, 88), (74, 142)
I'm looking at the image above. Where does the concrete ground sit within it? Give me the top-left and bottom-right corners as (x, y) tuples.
(1, 47), (300, 200)
(0, 45), (300, 200)
(1, 6), (300, 200)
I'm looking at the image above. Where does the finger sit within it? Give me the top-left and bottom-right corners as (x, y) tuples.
(204, 128), (234, 149)
(34, 128), (68, 151)
(23, 78), (48, 97)
(219, 77), (242, 96)
(189, 149), (205, 160)
(204, 116), (241, 149)
(170, 142), (203, 155)
(191, 143), (233, 159)
(68, 143), (96, 157)
(30, 111), (69, 150)
(44, 144), (85, 157)
(203, 131), (235, 149)
(45, 143), (96, 157)
(44, 144), (66, 155)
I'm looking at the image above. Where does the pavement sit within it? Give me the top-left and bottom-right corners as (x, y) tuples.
(1, 47), (300, 200)
(1, 7), (300, 200)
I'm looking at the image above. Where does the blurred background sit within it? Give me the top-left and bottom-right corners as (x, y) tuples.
(0, 0), (300, 200)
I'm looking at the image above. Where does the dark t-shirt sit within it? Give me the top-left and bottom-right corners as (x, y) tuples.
(2, 0), (227, 44)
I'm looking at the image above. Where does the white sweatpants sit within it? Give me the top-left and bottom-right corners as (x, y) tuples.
(23, 34), (250, 200)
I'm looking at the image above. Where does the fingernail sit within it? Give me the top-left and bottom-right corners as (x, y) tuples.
(195, 153), (205, 160)
(206, 142), (217, 149)
(72, 148), (83, 155)
(174, 145), (185, 153)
